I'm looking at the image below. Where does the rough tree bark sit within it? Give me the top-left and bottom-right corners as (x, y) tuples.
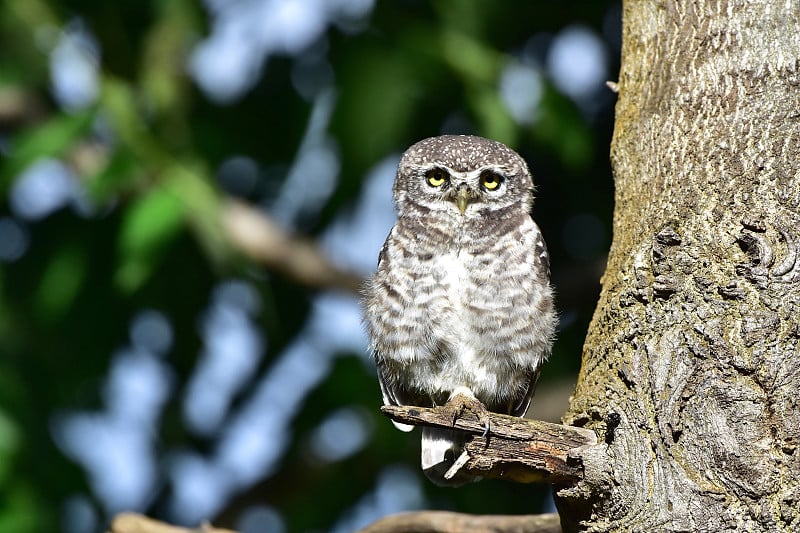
(557, 1), (800, 531)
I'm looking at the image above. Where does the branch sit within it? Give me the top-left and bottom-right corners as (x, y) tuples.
(221, 198), (364, 293)
(0, 86), (45, 126)
(32, 120), (365, 296)
(109, 513), (236, 533)
(356, 511), (562, 533)
(381, 405), (597, 485)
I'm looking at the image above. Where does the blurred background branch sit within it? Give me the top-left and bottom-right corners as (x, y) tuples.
(357, 511), (562, 533)
(110, 514), (236, 533)
(221, 199), (362, 293)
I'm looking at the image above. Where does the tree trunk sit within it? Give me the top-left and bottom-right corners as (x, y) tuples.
(556, 1), (800, 531)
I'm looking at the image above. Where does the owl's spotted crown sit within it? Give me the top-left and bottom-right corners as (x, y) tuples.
(403, 135), (527, 171)
(393, 135), (535, 216)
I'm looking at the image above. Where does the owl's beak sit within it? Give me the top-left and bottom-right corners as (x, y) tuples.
(454, 185), (472, 215)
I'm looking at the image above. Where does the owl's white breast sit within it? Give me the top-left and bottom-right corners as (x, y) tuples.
(437, 249), (469, 315)
(368, 212), (553, 409)
(428, 247), (498, 394)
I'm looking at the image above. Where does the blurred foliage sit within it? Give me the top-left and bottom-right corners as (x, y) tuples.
(0, 0), (619, 531)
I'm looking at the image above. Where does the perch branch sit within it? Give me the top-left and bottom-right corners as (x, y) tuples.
(356, 511), (562, 533)
(381, 405), (597, 485)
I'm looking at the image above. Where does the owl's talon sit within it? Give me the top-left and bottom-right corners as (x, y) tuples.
(443, 392), (491, 437)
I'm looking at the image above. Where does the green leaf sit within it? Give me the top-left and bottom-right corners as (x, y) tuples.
(84, 149), (142, 202)
(468, 85), (517, 147)
(116, 185), (186, 292)
(0, 482), (48, 533)
(439, 29), (502, 84)
(33, 244), (87, 322)
(333, 45), (431, 171)
(1, 109), (95, 191)
(533, 86), (594, 171)
(168, 163), (228, 265)
(100, 78), (163, 164)
(0, 408), (21, 486)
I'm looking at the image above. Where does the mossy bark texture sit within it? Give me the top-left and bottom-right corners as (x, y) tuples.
(557, 1), (800, 531)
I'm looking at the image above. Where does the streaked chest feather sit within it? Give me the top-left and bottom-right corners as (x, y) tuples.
(370, 216), (546, 399)
(424, 248), (505, 391)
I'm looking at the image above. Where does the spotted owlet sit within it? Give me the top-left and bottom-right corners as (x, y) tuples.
(362, 135), (556, 486)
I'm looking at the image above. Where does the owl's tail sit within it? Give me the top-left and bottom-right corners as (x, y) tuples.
(420, 427), (481, 487)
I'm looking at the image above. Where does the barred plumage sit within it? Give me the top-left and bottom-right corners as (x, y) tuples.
(362, 135), (556, 486)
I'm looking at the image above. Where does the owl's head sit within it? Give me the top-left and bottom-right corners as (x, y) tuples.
(393, 135), (535, 218)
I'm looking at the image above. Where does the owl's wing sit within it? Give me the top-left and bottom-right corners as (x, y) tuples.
(509, 221), (551, 418)
(376, 361), (415, 432)
(510, 367), (541, 417)
(373, 231), (414, 431)
(376, 237), (390, 268)
(533, 223), (551, 281)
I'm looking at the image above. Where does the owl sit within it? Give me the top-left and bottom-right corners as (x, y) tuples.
(362, 135), (556, 486)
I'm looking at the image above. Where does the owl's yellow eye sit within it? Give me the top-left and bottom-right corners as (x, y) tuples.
(426, 168), (449, 187)
(480, 171), (502, 191)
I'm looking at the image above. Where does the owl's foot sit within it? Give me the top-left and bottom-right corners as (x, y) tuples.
(443, 390), (491, 437)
